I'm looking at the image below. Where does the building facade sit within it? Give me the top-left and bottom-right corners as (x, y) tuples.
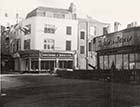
(94, 27), (140, 71)
(10, 3), (78, 72)
(1, 25), (14, 72)
(77, 18), (110, 69)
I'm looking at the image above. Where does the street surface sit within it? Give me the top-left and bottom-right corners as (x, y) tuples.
(1, 74), (140, 107)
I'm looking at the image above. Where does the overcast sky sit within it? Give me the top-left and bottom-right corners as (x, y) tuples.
(0, 0), (140, 31)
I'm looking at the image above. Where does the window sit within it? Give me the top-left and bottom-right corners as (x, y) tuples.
(109, 55), (115, 69)
(80, 46), (85, 54)
(135, 53), (140, 69)
(99, 56), (103, 69)
(44, 40), (47, 43)
(38, 11), (46, 16)
(104, 55), (109, 69)
(123, 54), (128, 69)
(66, 40), (71, 51)
(44, 24), (56, 34)
(116, 54), (123, 69)
(89, 42), (91, 51)
(129, 54), (135, 69)
(16, 39), (21, 51)
(80, 31), (85, 39)
(53, 13), (65, 19)
(24, 39), (30, 49)
(66, 26), (72, 35)
(44, 44), (47, 49)
(44, 39), (54, 50)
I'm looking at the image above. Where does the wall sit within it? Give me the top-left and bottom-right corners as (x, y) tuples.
(78, 18), (109, 69)
(34, 16), (78, 51)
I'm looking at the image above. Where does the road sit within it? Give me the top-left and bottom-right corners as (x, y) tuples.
(1, 74), (140, 107)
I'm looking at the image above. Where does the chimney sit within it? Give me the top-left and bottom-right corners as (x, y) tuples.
(69, 3), (76, 14)
(127, 21), (137, 28)
(103, 26), (109, 35)
(114, 21), (121, 32)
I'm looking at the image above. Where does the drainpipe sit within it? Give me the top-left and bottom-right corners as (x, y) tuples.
(86, 21), (88, 70)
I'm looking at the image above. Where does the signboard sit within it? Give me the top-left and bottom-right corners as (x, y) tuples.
(95, 31), (135, 51)
(41, 53), (73, 59)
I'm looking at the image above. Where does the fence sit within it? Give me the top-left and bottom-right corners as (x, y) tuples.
(56, 69), (140, 83)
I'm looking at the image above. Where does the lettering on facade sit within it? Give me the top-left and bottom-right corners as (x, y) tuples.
(41, 53), (73, 58)
(97, 33), (133, 50)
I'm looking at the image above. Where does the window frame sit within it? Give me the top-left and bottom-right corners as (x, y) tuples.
(80, 46), (85, 54)
(80, 31), (85, 40)
(66, 40), (71, 51)
(66, 26), (72, 35)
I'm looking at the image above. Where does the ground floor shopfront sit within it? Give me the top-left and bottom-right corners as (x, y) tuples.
(97, 46), (140, 70)
(13, 50), (75, 72)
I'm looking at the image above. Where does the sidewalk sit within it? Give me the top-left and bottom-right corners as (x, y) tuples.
(0, 73), (56, 77)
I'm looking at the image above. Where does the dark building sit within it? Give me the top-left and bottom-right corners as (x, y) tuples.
(1, 25), (14, 73)
(94, 27), (140, 72)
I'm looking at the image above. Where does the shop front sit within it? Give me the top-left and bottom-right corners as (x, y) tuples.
(94, 27), (140, 72)
(13, 50), (74, 72)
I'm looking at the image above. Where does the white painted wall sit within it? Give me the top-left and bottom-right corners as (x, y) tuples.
(20, 17), (36, 50)
(34, 16), (78, 51)
(78, 19), (110, 69)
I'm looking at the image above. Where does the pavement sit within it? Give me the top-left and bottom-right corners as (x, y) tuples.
(0, 72), (55, 77)
(1, 74), (140, 107)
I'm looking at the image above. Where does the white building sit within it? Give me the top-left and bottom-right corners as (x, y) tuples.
(77, 17), (110, 69)
(10, 3), (78, 72)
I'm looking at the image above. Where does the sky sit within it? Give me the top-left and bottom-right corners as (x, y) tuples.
(0, 0), (140, 31)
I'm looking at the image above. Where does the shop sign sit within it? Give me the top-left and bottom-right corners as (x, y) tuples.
(42, 53), (57, 57)
(41, 53), (73, 58)
(96, 32), (134, 50)
(29, 53), (39, 57)
(59, 53), (72, 57)
(20, 52), (39, 58)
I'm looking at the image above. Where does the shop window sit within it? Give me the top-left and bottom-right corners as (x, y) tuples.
(67, 61), (73, 69)
(66, 26), (72, 35)
(80, 46), (85, 54)
(31, 61), (39, 70)
(80, 31), (85, 40)
(59, 61), (63, 68)
(41, 61), (49, 70)
(66, 40), (71, 51)
(100, 56), (103, 69)
(104, 55), (109, 69)
(136, 62), (140, 69)
(116, 54), (123, 69)
(129, 53), (135, 69)
(136, 53), (140, 61)
(123, 54), (128, 69)
(109, 55), (115, 69)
